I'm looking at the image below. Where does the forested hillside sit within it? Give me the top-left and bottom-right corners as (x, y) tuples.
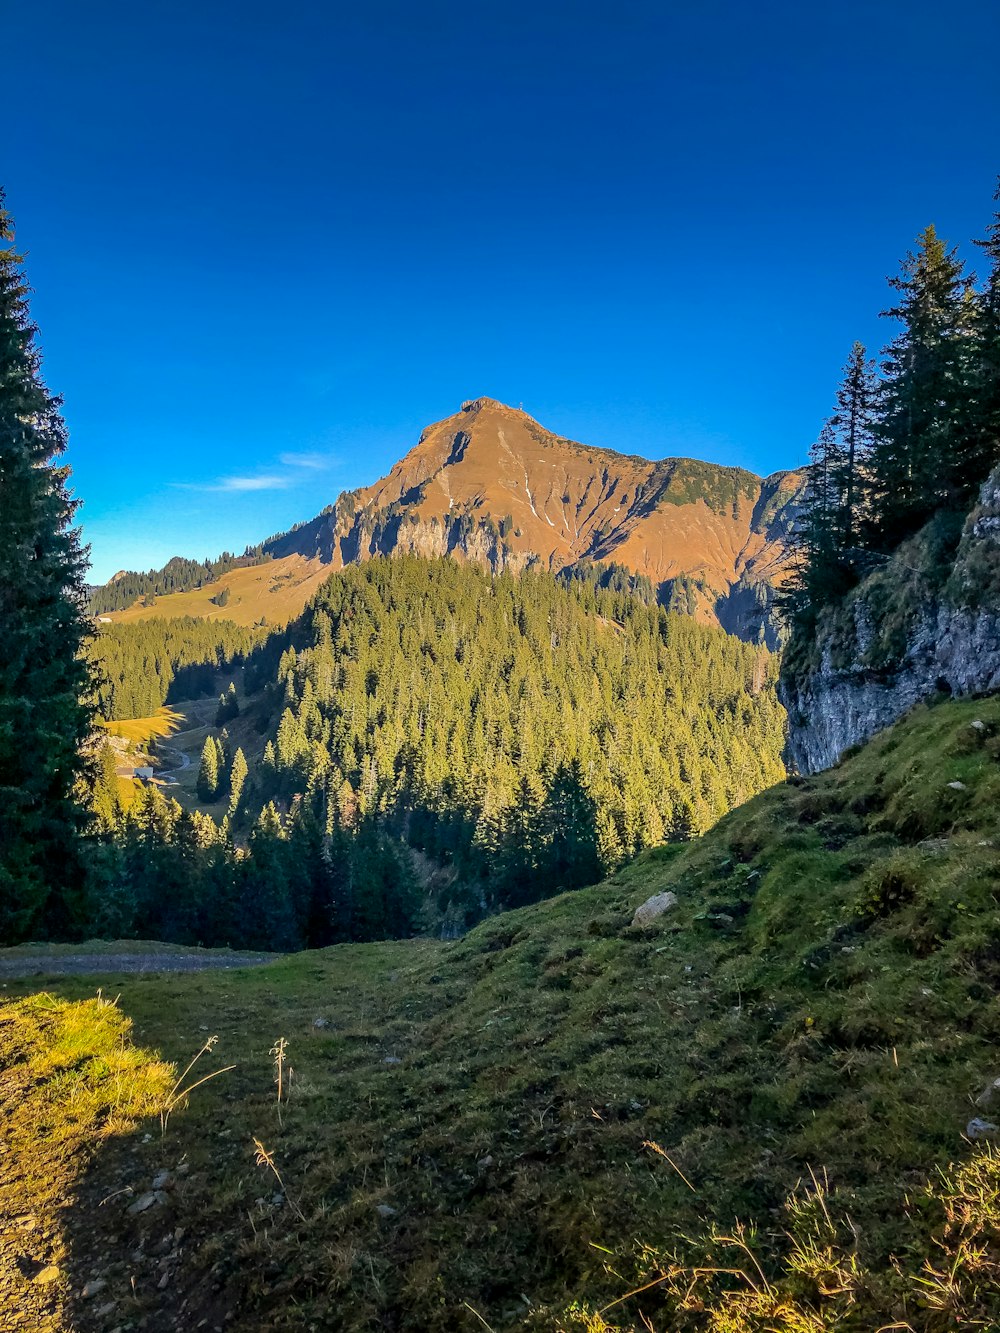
(89, 549), (270, 614)
(75, 558), (785, 951)
(88, 618), (271, 719)
(254, 557), (784, 905)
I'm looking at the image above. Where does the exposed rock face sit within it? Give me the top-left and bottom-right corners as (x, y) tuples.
(781, 469), (1000, 774)
(267, 397), (805, 644)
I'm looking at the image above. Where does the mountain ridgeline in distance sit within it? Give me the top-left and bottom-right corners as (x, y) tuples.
(93, 398), (805, 644)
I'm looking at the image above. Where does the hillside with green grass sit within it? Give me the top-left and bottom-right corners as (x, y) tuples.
(5, 692), (1000, 1331)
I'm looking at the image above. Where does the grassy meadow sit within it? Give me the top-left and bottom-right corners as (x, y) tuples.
(3, 695), (1000, 1329)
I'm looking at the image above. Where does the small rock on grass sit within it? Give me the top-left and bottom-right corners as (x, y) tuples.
(967, 1117), (999, 1141)
(82, 1278), (107, 1299)
(128, 1190), (167, 1215)
(632, 892), (678, 927)
(375, 1203), (397, 1218)
(32, 1265), (60, 1285)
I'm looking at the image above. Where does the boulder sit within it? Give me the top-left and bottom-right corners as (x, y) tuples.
(632, 892), (678, 927)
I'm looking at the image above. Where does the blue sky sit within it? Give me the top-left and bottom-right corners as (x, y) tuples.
(5, 0), (1000, 582)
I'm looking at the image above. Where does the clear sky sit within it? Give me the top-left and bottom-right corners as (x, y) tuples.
(5, 0), (1000, 582)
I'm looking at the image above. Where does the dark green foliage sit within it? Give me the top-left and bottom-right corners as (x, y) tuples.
(785, 187), (1000, 663)
(972, 177), (1000, 488)
(869, 225), (977, 545)
(260, 556), (785, 917)
(88, 548), (269, 614)
(196, 736), (220, 802)
(0, 190), (93, 943)
(215, 680), (240, 725)
(94, 786), (417, 951)
(88, 619), (266, 719)
(557, 559), (657, 605)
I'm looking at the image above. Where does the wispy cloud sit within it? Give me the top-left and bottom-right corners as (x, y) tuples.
(279, 450), (335, 470)
(174, 474), (294, 493)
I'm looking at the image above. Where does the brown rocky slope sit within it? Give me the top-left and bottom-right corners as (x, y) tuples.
(107, 398), (804, 642)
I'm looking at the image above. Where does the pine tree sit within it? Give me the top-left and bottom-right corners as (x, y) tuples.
(830, 342), (878, 553)
(228, 747), (248, 817)
(972, 177), (1000, 484)
(0, 189), (93, 942)
(197, 736), (220, 801)
(869, 225), (975, 545)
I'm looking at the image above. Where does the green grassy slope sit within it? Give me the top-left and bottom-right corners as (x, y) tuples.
(5, 696), (1000, 1331)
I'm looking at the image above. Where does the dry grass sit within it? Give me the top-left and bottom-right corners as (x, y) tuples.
(101, 707), (185, 745)
(105, 555), (332, 628)
(0, 993), (173, 1331)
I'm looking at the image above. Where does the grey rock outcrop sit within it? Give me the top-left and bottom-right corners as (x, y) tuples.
(781, 469), (1000, 774)
(632, 891), (678, 927)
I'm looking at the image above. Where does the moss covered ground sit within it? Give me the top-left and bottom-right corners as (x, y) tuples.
(3, 695), (1000, 1330)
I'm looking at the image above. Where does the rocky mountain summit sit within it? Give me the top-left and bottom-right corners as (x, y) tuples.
(264, 397), (804, 643)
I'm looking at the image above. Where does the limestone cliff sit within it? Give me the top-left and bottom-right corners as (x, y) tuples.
(780, 467), (1000, 773)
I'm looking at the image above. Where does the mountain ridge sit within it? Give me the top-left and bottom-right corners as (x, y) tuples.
(97, 398), (805, 642)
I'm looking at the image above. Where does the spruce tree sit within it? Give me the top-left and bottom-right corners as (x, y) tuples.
(972, 177), (1000, 485)
(869, 225), (975, 545)
(197, 735), (220, 801)
(0, 189), (93, 942)
(228, 747), (248, 816)
(830, 341), (878, 553)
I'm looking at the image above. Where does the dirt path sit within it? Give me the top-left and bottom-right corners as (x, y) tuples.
(156, 745), (191, 777)
(0, 951), (276, 979)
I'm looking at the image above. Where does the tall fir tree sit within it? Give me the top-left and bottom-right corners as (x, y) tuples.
(228, 746), (248, 816)
(972, 177), (1000, 484)
(0, 189), (93, 942)
(869, 225), (975, 546)
(831, 341), (878, 552)
(197, 735), (220, 801)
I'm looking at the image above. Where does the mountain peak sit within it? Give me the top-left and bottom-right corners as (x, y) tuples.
(459, 396), (527, 417)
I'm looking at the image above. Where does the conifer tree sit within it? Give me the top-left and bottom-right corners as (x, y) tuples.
(869, 225), (975, 545)
(228, 747), (248, 816)
(972, 177), (1000, 483)
(0, 189), (93, 942)
(197, 735), (220, 801)
(831, 342), (878, 552)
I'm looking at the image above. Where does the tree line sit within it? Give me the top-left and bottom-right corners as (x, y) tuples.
(76, 555), (784, 949)
(88, 618), (271, 719)
(244, 556), (784, 924)
(88, 548), (270, 614)
(788, 182), (1000, 638)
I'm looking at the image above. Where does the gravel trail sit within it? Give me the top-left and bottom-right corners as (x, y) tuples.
(0, 951), (276, 979)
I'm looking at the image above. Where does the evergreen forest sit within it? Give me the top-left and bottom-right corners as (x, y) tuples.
(88, 617), (270, 719)
(81, 557), (784, 950)
(787, 182), (1000, 647)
